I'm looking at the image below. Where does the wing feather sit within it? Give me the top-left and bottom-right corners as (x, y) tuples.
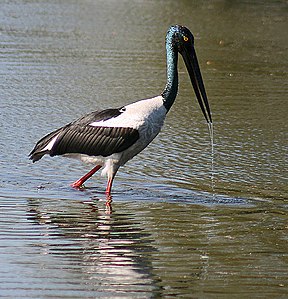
(29, 107), (137, 162)
(50, 124), (139, 157)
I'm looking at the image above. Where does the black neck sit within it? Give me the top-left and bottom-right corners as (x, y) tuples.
(161, 42), (179, 112)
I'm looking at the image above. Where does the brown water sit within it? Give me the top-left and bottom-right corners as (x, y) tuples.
(0, 1), (287, 298)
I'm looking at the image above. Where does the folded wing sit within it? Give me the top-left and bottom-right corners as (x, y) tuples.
(29, 108), (139, 162)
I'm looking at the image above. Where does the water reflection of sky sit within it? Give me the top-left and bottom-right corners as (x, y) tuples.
(0, 0), (287, 298)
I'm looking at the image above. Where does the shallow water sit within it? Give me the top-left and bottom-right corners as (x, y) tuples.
(0, 0), (287, 298)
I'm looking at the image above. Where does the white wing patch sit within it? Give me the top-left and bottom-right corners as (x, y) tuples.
(41, 135), (59, 152)
(89, 96), (166, 129)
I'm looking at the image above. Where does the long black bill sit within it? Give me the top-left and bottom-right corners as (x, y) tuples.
(182, 47), (212, 123)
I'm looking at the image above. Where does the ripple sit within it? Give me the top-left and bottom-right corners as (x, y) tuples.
(1, 0), (288, 297)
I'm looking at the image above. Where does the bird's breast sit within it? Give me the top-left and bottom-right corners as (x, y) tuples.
(87, 96), (167, 166)
(127, 96), (167, 140)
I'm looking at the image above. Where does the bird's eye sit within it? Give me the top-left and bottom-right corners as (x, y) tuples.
(183, 36), (189, 42)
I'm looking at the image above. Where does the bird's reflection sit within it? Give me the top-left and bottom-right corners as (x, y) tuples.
(26, 195), (162, 296)
(105, 195), (112, 214)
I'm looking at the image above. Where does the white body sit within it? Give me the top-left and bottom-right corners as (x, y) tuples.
(61, 95), (167, 180)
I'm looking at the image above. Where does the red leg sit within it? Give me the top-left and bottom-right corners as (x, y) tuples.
(105, 173), (116, 212)
(105, 170), (118, 196)
(105, 178), (114, 195)
(71, 165), (102, 188)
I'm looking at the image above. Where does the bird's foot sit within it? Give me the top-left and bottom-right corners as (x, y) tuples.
(71, 180), (85, 189)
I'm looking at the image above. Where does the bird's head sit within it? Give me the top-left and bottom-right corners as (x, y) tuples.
(167, 25), (212, 124)
(169, 25), (195, 53)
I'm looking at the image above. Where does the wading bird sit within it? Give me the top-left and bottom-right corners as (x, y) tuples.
(29, 25), (212, 198)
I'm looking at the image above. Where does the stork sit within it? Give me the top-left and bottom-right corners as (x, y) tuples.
(29, 25), (212, 198)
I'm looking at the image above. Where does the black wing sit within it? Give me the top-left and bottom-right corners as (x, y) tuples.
(29, 108), (139, 162)
(51, 125), (139, 157)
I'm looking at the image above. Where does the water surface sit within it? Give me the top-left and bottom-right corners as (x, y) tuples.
(0, 0), (287, 298)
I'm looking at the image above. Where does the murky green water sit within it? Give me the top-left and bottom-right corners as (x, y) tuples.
(0, 1), (287, 298)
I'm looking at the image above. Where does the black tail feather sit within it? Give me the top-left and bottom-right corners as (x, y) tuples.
(29, 127), (63, 162)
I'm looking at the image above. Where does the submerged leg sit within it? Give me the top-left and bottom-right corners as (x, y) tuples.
(105, 195), (113, 214)
(71, 165), (102, 188)
(105, 180), (114, 214)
